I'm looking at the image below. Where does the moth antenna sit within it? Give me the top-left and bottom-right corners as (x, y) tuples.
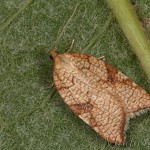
(67, 39), (75, 53)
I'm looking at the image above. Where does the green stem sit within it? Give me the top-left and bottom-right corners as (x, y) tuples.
(106, 0), (150, 81)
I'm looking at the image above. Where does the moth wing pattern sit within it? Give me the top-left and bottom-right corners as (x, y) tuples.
(53, 52), (127, 144)
(68, 52), (150, 115)
(54, 69), (127, 144)
(52, 50), (150, 144)
(101, 62), (150, 115)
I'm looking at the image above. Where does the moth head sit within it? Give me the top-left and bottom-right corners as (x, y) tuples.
(49, 48), (58, 59)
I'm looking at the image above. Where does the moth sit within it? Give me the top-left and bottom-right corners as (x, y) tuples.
(50, 48), (150, 144)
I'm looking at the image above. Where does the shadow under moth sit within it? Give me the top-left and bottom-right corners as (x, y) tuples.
(50, 48), (150, 144)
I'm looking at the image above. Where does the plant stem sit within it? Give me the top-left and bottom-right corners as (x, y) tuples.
(106, 0), (150, 81)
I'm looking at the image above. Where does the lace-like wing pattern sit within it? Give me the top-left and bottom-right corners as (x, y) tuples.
(51, 49), (150, 144)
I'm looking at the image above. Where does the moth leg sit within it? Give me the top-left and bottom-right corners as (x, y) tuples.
(49, 83), (54, 88)
(97, 56), (106, 61)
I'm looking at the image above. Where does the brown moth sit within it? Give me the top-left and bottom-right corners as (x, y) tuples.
(50, 48), (150, 144)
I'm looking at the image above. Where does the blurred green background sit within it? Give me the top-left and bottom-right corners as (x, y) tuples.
(0, 0), (150, 149)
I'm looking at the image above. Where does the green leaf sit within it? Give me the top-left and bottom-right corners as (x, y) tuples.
(0, 0), (150, 150)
